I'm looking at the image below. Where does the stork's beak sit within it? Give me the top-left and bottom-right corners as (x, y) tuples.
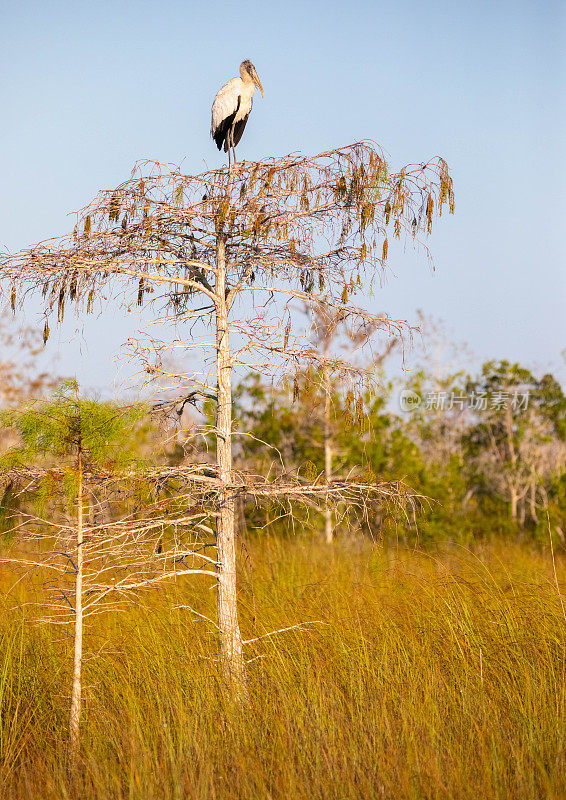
(254, 71), (264, 98)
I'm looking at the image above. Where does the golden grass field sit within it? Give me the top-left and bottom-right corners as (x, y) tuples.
(0, 536), (564, 799)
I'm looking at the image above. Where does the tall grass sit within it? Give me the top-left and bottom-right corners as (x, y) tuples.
(0, 537), (564, 799)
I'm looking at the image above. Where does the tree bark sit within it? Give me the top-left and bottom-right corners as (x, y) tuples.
(529, 472), (539, 524)
(504, 404), (519, 523)
(323, 364), (333, 544)
(69, 446), (83, 759)
(510, 488), (518, 522)
(215, 233), (247, 697)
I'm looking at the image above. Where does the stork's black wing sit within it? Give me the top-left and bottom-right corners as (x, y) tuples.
(212, 96), (241, 151)
(232, 115), (249, 148)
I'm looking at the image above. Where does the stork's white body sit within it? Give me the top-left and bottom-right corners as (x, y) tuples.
(210, 77), (255, 138)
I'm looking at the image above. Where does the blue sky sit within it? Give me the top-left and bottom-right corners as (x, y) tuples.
(0, 0), (564, 393)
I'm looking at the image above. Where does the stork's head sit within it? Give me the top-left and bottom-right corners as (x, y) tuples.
(240, 60), (264, 98)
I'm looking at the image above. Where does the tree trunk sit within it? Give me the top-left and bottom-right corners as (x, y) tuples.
(505, 404), (519, 523)
(215, 233), (247, 697)
(529, 472), (539, 524)
(510, 487), (518, 522)
(323, 365), (333, 544)
(69, 447), (83, 759)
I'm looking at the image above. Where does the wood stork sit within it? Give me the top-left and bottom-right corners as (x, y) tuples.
(210, 60), (264, 167)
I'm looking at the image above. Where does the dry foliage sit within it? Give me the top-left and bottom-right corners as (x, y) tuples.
(0, 142), (453, 496)
(0, 142), (454, 690)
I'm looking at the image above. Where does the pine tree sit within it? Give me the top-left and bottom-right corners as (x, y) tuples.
(2, 381), (150, 759)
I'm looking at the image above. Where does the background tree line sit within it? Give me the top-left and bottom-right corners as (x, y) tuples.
(229, 358), (566, 544)
(2, 309), (564, 549)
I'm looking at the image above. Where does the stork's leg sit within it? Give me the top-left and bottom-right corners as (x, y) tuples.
(229, 125), (237, 167)
(227, 136), (231, 170)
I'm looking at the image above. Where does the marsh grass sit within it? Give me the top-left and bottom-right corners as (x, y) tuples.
(0, 537), (564, 799)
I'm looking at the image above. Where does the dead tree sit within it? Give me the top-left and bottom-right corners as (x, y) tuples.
(0, 384), (214, 757)
(0, 466), (215, 756)
(0, 142), (454, 697)
(306, 303), (399, 543)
